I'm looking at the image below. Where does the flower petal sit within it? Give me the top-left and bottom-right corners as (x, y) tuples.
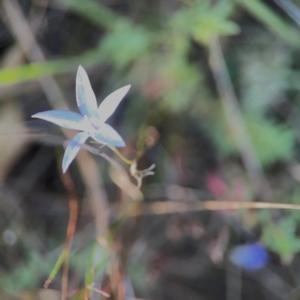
(62, 132), (89, 173)
(230, 243), (268, 270)
(32, 110), (85, 131)
(76, 65), (99, 121)
(91, 123), (125, 147)
(98, 85), (131, 122)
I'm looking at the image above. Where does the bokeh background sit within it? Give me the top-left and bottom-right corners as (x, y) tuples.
(2, 0), (300, 299)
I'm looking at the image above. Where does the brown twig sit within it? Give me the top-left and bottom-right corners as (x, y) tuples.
(59, 170), (79, 300)
(130, 200), (300, 217)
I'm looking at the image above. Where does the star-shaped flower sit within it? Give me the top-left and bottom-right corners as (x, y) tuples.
(32, 65), (130, 173)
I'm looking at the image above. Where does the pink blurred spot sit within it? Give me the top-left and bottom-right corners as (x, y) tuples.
(206, 174), (228, 198)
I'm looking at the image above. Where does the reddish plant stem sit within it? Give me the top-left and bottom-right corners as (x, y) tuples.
(59, 170), (79, 300)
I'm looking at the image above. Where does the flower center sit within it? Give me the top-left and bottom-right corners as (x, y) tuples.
(83, 115), (103, 134)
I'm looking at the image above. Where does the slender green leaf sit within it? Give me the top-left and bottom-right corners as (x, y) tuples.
(0, 48), (103, 86)
(235, 0), (300, 48)
(45, 249), (66, 287)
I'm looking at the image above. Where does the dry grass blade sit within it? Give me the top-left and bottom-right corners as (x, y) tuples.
(130, 200), (300, 216)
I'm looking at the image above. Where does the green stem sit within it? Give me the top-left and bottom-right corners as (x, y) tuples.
(44, 249), (67, 288)
(107, 145), (134, 165)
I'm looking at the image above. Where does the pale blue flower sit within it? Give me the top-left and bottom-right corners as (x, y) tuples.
(32, 65), (131, 173)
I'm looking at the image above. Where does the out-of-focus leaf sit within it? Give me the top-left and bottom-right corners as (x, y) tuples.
(101, 21), (152, 67)
(57, 0), (118, 29)
(237, 37), (292, 115)
(171, 0), (240, 44)
(245, 117), (295, 165)
(235, 0), (300, 48)
(261, 218), (300, 263)
(57, 0), (152, 69)
(211, 114), (295, 166)
(0, 48), (103, 86)
(161, 57), (200, 110)
(0, 252), (53, 295)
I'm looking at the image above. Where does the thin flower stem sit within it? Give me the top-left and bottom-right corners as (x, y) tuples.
(107, 145), (134, 165)
(89, 141), (134, 165)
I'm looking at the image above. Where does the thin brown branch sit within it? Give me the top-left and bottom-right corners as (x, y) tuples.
(59, 170), (79, 300)
(130, 200), (300, 217)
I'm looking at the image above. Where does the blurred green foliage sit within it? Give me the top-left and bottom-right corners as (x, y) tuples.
(171, 0), (240, 44)
(212, 115), (295, 165)
(101, 21), (152, 68)
(262, 218), (300, 263)
(0, 251), (53, 295)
